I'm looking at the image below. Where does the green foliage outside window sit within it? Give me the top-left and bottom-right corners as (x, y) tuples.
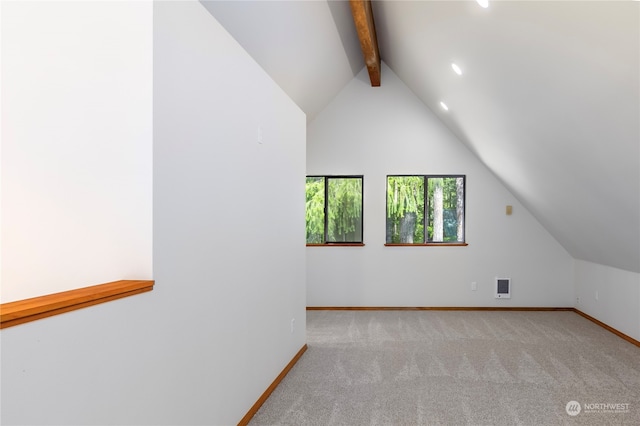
(305, 177), (325, 243)
(387, 175), (465, 243)
(387, 176), (425, 243)
(306, 176), (363, 244)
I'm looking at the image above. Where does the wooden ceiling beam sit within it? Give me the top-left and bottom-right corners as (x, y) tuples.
(350, 0), (381, 87)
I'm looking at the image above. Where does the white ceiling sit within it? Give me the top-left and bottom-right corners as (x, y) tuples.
(201, 0), (362, 120)
(202, 0), (639, 273)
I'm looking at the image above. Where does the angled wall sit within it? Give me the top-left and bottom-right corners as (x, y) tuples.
(153, 1), (306, 423)
(307, 63), (574, 307)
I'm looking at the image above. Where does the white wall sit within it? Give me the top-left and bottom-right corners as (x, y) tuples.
(1, 1), (153, 302)
(153, 0), (306, 423)
(575, 259), (640, 341)
(1, 1), (306, 425)
(307, 64), (574, 307)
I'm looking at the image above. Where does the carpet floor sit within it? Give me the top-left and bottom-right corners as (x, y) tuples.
(249, 310), (640, 425)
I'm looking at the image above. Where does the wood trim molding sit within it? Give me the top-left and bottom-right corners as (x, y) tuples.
(306, 306), (573, 311)
(349, 0), (381, 86)
(0, 280), (154, 329)
(573, 308), (640, 348)
(238, 344), (308, 426)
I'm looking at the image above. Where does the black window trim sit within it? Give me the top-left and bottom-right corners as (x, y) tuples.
(306, 174), (364, 245)
(385, 174), (466, 245)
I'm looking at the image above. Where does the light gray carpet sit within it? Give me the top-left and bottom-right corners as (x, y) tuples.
(249, 311), (640, 425)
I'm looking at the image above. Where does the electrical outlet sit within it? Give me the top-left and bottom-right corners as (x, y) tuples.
(576, 297), (580, 305)
(290, 318), (295, 334)
(471, 281), (477, 291)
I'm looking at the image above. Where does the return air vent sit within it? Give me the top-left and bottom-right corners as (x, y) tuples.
(495, 278), (511, 299)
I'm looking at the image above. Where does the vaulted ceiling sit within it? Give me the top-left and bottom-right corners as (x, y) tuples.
(201, 0), (639, 273)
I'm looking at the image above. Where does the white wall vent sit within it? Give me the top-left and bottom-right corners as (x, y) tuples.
(495, 277), (511, 299)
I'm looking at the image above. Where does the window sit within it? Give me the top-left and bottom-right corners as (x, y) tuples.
(306, 176), (363, 244)
(386, 175), (465, 245)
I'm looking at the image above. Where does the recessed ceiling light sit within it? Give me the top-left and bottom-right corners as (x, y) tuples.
(440, 101), (449, 111)
(451, 63), (462, 75)
(476, 0), (489, 8)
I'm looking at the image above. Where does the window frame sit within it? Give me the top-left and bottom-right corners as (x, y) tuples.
(385, 174), (467, 247)
(306, 175), (365, 246)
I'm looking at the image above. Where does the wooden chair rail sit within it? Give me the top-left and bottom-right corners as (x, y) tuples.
(0, 280), (154, 329)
